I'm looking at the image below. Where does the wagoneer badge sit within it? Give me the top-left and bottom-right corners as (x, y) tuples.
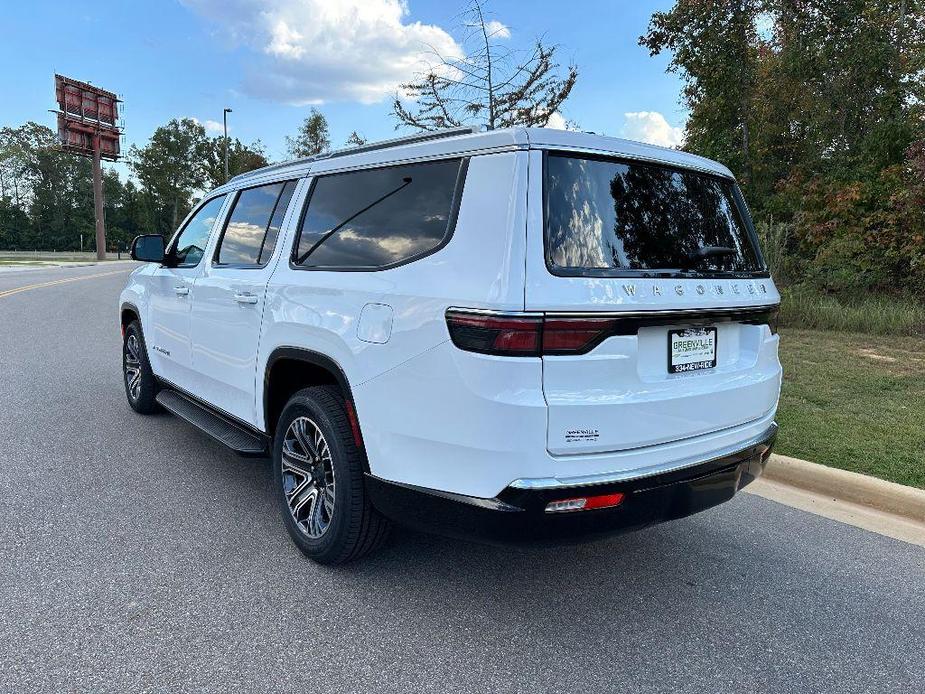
(615, 282), (769, 299)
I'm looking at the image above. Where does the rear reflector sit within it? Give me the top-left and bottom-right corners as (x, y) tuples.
(545, 492), (625, 513)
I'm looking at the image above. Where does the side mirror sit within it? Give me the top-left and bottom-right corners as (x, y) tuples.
(131, 234), (166, 263)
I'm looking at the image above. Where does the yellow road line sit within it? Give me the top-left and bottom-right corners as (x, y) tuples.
(0, 269), (130, 300)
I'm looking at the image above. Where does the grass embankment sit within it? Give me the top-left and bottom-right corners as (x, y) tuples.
(779, 287), (925, 336)
(776, 329), (925, 489)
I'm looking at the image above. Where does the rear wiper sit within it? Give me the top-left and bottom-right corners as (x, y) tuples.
(683, 246), (736, 268)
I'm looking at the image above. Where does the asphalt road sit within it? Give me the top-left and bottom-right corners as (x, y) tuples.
(1, 264), (923, 693)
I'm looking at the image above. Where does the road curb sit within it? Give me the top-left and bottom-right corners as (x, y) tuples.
(764, 453), (925, 524)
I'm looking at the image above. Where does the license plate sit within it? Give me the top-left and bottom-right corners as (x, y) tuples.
(668, 327), (717, 373)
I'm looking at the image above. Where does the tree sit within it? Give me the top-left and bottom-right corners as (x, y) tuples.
(0, 122), (59, 209)
(0, 198), (30, 249)
(641, 0), (763, 188)
(392, 0), (578, 131)
(27, 144), (94, 251)
(103, 172), (147, 251)
(287, 109), (330, 158)
(129, 118), (209, 233)
(640, 0), (925, 293)
(345, 131), (367, 147)
(203, 137), (269, 189)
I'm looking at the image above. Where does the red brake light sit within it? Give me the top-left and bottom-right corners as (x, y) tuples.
(446, 311), (542, 356)
(542, 317), (617, 354)
(446, 310), (617, 356)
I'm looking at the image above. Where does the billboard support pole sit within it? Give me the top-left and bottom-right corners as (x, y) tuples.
(53, 74), (121, 260)
(92, 132), (106, 261)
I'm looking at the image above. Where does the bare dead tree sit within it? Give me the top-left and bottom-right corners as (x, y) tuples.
(392, 0), (578, 131)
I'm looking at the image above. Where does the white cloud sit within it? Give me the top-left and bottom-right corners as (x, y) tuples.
(621, 111), (685, 148)
(180, 0), (463, 105)
(267, 19), (306, 59)
(203, 119), (225, 134)
(544, 112), (569, 130)
(484, 20), (510, 39)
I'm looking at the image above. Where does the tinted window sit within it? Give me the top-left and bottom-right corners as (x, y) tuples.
(545, 154), (762, 274)
(294, 158), (463, 269)
(217, 180), (297, 266)
(260, 180), (297, 264)
(173, 195), (226, 267)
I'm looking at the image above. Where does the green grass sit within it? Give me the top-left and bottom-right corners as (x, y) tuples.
(780, 287), (925, 336)
(776, 329), (925, 488)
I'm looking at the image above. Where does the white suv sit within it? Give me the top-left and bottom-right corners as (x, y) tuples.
(120, 126), (781, 564)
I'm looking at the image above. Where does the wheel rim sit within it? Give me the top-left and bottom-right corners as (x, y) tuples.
(124, 334), (142, 400)
(281, 416), (336, 539)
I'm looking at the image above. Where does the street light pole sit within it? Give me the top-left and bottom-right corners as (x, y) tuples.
(223, 107), (233, 182)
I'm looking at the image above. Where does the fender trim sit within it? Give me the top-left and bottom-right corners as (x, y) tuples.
(262, 348), (367, 461)
(120, 301), (141, 324)
(263, 348), (356, 410)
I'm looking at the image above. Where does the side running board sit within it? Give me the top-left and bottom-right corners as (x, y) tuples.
(155, 389), (269, 456)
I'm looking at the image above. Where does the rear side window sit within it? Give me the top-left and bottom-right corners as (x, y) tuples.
(545, 153), (763, 276)
(293, 158), (465, 270)
(216, 180), (297, 266)
(173, 195), (226, 267)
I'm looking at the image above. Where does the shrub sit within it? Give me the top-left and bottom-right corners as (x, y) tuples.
(779, 286), (925, 336)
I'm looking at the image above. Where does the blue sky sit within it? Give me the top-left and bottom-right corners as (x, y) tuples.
(2, 0), (685, 177)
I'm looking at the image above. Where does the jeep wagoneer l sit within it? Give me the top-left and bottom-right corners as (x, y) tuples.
(120, 127), (781, 564)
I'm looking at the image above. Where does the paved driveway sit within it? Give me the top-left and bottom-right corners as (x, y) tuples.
(1, 266), (922, 692)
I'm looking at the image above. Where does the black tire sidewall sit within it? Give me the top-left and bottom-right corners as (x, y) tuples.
(273, 389), (363, 562)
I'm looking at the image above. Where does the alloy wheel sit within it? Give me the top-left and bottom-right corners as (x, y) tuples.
(281, 416), (336, 539)
(124, 334), (142, 401)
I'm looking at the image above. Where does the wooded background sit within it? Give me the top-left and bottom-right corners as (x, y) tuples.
(642, 0), (924, 297)
(1, 0), (922, 304)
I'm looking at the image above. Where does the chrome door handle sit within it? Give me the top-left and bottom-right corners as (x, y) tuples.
(174, 286), (190, 296)
(233, 292), (258, 305)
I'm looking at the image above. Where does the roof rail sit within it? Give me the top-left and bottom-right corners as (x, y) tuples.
(228, 126), (481, 184)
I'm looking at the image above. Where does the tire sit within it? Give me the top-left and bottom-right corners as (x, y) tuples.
(274, 385), (390, 564)
(123, 320), (160, 414)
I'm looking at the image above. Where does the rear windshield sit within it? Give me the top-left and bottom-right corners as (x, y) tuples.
(544, 153), (763, 276)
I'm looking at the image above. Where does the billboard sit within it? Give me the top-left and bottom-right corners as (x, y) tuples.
(54, 74), (121, 160)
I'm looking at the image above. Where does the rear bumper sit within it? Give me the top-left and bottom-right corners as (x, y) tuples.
(366, 423), (777, 545)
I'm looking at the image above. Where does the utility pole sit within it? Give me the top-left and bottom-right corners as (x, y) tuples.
(223, 107), (233, 182)
(92, 131), (106, 261)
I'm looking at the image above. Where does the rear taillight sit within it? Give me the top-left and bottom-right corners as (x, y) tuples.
(445, 311), (542, 356)
(446, 310), (618, 356)
(542, 317), (618, 354)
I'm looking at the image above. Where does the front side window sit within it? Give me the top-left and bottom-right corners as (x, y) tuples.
(545, 153), (763, 276)
(293, 158), (464, 270)
(216, 180), (297, 266)
(173, 195), (226, 267)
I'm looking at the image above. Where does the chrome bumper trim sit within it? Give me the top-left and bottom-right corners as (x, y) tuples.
(508, 423), (778, 490)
